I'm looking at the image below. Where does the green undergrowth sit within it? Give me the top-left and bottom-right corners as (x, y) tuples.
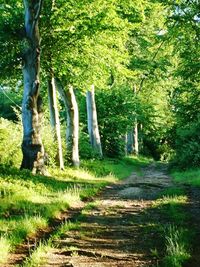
(171, 168), (200, 186)
(0, 156), (147, 265)
(162, 225), (191, 267)
(80, 156), (151, 179)
(22, 220), (81, 267)
(162, 167), (200, 266)
(152, 186), (192, 267)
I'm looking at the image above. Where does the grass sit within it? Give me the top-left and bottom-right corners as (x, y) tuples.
(171, 168), (200, 186)
(0, 156), (147, 264)
(164, 169), (200, 267)
(0, 236), (11, 265)
(162, 225), (191, 267)
(153, 187), (188, 223)
(151, 182), (192, 266)
(23, 241), (52, 267)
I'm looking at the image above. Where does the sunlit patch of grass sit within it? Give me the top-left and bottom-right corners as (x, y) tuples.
(23, 242), (52, 267)
(11, 216), (48, 245)
(81, 156), (150, 180)
(0, 216), (48, 246)
(153, 195), (188, 222)
(24, 221), (81, 266)
(158, 187), (185, 198)
(50, 165), (119, 185)
(154, 195), (187, 207)
(52, 221), (81, 241)
(0, 236), (11, 265)
(171, 168), (200, 186)
(56, 186), (81, 206)
(162, 225), (191, 267)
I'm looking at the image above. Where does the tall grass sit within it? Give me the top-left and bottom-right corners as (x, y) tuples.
(163, 225), (190, 267)
(152, 185), (191, 267)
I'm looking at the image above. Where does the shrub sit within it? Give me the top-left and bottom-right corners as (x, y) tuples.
(0, 118), (22, 167)
(173, 120), (200, 169)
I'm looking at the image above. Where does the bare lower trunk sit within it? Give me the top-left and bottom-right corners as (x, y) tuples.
(126, 131), (134, 154)
(86, 85), (103, 157)
(134, 120), (139, 155)
(21, 0), (45, 174)
(133, 85), (139, 156)
(47, 75), (64, 170)
(124, 134), (128, 156)
(57, 82), (79, 167)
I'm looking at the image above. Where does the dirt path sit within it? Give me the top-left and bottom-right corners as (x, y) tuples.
(39, 163), (173, 267)
(7, 163), (200, 266)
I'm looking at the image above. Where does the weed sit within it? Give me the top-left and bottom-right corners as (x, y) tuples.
(23, 241), (51, 267)
(54, 221), (81, 239)
(162, 225), (190, 267)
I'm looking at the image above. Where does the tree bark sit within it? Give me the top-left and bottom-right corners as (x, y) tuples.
(126, 131), (134, 154)
(134, 121), (139, 155)
(57, 82), (80, 167)
(47, 75), (64, 170)
(86, 85), (103, 157)
(133, 85), (139, 155)
(21, 0), (45, 174)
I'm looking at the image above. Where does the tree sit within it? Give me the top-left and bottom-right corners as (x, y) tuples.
(167, 0), (200, 167)
(20, 0), (45, 174)
(86, 85), (103, 158)
(57, 81), (80, 167)
(39, 0), (131, 163)
(96, 86), (136, 157)
(47, 74), (64, 170)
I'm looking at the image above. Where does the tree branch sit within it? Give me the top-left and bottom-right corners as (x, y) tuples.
(32, 0), (43, 34)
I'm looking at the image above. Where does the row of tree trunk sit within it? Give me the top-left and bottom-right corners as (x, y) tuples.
(20, 0), (139, 174)
(48, 81), (103, 169)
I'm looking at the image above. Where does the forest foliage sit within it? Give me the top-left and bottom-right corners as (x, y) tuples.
(0, 1), (199, 266)
(0, 0), (199, 170)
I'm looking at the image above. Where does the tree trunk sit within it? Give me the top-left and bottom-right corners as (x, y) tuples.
(133, 85), (139, 156)
(21, 0), (45, 174)
(134, 121), (139, 155)
(47, 75), (64, 170)
(57, 82), (80, 167)
(86, 85), (103, 157)
(126, 131), (134, 154)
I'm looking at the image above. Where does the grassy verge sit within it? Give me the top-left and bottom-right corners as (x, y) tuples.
(161, 167), (200, 267)
(171, 168), (200, 186)
(152, 183), (192, 266)
(0, 156), (147, 265)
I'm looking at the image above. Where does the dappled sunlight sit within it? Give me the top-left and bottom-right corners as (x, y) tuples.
(0, 236), (11, 265)
(153, 195), (188, 208)
(0, 156), (138, 265)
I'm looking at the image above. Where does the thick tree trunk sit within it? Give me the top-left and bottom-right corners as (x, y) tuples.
(57, 82), (80, 167)
(47, 75), (64, 170)
(21, 0), (45, 174)
(86, 85), (103, 157)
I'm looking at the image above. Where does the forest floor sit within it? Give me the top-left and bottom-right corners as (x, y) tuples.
(6, 163), (200, 267)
